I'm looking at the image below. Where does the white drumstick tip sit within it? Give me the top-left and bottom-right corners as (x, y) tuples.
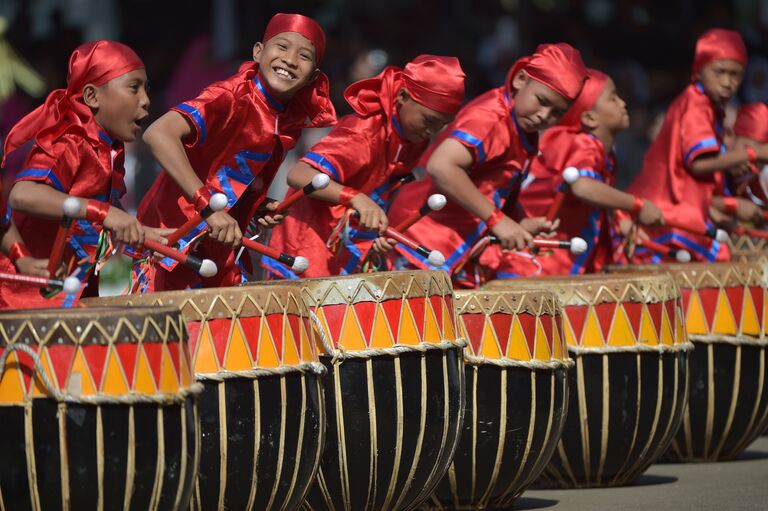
(209, 193), (228, 212)
(569, 237), (588, 254)
(427, 194), (447, 211)
(675, 250), (692, 263)
(292, 256), (309, 273)
(563, 167), (580, 185)
(715, 229), (729, 244)
(312, 173), (331, 190)
(199, 259), (218, 278)
(412, 166), (427, 181)
(62, 276), (81, 295)
(428, 250), (446, 267)
(63, 197), (82, 217)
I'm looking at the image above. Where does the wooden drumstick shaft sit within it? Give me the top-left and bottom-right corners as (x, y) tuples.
(242, 237), (309, 272)
(1, 272), (65, 289)
(734, 226), (768, 240)
(142, 239), (217, 277)
(384, 226), (432, 258)
(394, 194), (447, 232)
(48, 197), (81, 277)
(273, 173), (331, 215)
(166, 192), (229, 246)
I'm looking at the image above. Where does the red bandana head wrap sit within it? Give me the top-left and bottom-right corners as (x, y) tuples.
(402, 55), (465, 114)
(2, 40), (144, 166)
(692, 28), (747, 79)
(734, 103), (768, 143)
(263, 13), (326, 64)
(559, 68), (609, 130)
(507, 43), (587, 102)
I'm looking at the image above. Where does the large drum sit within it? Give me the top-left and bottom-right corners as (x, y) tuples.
(0, 306), (200, 511)
(263, 270), (465, 511)
(421, 289), (571, 510)
(486, 274), (691, 487)
(87, 285), (325, 511)
(607, 262), (768, 461)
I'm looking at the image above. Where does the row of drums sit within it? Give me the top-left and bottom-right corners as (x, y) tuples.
(0, 261), (767, 510)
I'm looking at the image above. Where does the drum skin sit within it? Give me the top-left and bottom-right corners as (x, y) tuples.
(608, 262), (768, 461)
(88, 285), (325, 511)
(487, 274), (691, 487)
(0, 306), (199, 511)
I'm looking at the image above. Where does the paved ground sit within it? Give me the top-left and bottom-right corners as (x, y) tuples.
(515, 436), (768, 511)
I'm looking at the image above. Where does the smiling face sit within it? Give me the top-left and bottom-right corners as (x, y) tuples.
(585, 77), (630, 133)
(697, 58), (745, 107)
(395, 89), (454, 143)
(253, 31), (318, 102)
(511, 71), (571, 133)
(87, 69), (150, 143)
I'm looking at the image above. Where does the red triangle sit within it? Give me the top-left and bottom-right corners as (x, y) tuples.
(697, 288), (720, 331)
(185, 321), (202, 355)
(265, 313), (285, 360)
(430, 295), (444, 334)
(517, 312), (537, 355)
(679, 288), (693, 314)
(142, 342), (164, 386)
(541, 314), (554, 354)
(319, 303), (346, 345)
(238, 316), (262, 360)
(594, 303), (617, 339)
(166, 342), (182, 380)
(489, 313), (513, 355)
(287, 313), (302, 354)
(206, 319), (232, 367)
(565, 306), (588, 342)
(115, 343), (138, 387)
(381, 299), (403, 342)
(460, 313), (485, 354)
(82, 343), (108, 390)
(352, 301), (377, 342)
(14, 344), (38, 393)
(623, 302), (644, 337)
(407, 297), (427, 339)
(750, 286), (764, 327)
(47, 344), (76, 389)
(647, 302), (664, 337)
(725, 286), (745, 326)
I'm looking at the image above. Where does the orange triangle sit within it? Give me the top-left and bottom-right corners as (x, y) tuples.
(30, 347), (57, 397)
(340, 306), (367, 350)
(423, 302), (442, 343)
(713, 290), (737, 335)
(69, 347), (97, 396)
(102, 347), (129, 396)
(257, 319), (280, 368)
(508, 316), (531, 361)
(685, 291), (708, 335)
(479, 319), (502, 359)
(224, 323), (253, 371)
(371, 306), (394, 348)
(609, 307), (636, 347)
(441, 298), (456, 340)
(134, 348), (157, 393)
(399, 301), (421, 345)
(159, 345), (180, 392)
(193, 323), (219, 373)
(534, 318), (552, 359)
(552, 317), (566, 361)
(639, 305), (659, 346)
(660, 302), (675, 346)
(0, 352), (26, 404)
(742, 287), (760, 336)
(301, 317), (317, 361)
(582, 307), (604, 348)
(283, 318), (301, 365)
(286, 315), (303, 361)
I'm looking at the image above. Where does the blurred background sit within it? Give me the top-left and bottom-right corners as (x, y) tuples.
(0, 0), (766, 287)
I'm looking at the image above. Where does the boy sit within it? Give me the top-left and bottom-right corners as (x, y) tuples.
(264, 54), (465, 278)
(387, 43), (588, 287)
(501, 69), (664, 276)
(138, 13), (337, 291)
(628, 29), (768, 261)
(1, 40), (154, 308)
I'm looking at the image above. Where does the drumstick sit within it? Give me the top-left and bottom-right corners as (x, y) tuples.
(141, 239), (218, 277)
(382, 226), (445, 267)
(545, 167), (580, 221)
(0, 271), (81, 295)
(241, 237), (309, 273)
(664, 218), (729, 243)
(273, 173), (331, 215)
(394, 194), (447, 232)
(48, 197), (81, 277)
(733, 226), (768, 240)
(166, 192), (229, 246)
(636, 238), (692, 263)
(489, 235), (588, 255)
(388, 166), (427, 194)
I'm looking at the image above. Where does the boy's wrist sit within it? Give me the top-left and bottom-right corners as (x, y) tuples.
(338, 187), (358, 206)
(192, 186), (212, 212)
(85, 199), (110, 224)
(8, 242), (31, 265)
(485, 207), (504, 228)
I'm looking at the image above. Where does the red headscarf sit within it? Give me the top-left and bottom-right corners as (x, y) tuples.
(344, 54), (465, 117)
(559, 69), (609, 130)
(2, 40), (144, 166)
(734, 103), (768, 143)
(263, 13), (326, 64)
(507, 43), (587, 102)
(692, 28), (747, 79)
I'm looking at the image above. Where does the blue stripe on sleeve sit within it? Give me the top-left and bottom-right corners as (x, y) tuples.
(17, 168), (65, 191)
(175, 103), (208, 145)
(450, 130), (486, 163)
(303, 152), (341, 181)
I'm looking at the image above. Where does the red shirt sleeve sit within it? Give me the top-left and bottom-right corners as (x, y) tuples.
(299, 121), (373, 183)
(15, 136), (81, 192)
(171, 86), (237, 148)
(680, 97), (720, 168)
(447, 111), (510, 168)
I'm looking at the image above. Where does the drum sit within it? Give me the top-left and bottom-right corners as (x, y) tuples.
(730, 234), (767, 253)
(261, 270), (465, 511)
(0, 306), (200, 511)
(86, 285), (325, 511)
(486, 274), (691, 487)
(420, 289), (571, 510)
(607, 262), (768, 461)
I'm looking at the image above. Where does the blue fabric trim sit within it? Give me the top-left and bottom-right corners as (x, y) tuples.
(653, 232), (719, 262)
(496, 272), (520, 279)
(569, 210), (599, 274)
(98, 130), (113, 146)
(262, 255), (299, 279)
(510, 110), (535, 154)
(303, 151), (341, 181)
(175, 103), (208, 145)
(17, 168), (65, 191)
(391, 114), (405, 138)
(684, 137), (719, 165)
(253, 76), (286, 112)
(450, 130), (486, 163)
(578, 169), (605, 182)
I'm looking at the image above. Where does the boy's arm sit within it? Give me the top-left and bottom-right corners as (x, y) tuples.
(0, 223), (50, 277)
(689, 145), (768, 177)
(143, 111), (241, 246)
(570, 178), (664, 226)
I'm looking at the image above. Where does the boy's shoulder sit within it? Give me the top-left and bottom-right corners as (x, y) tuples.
(27, 132), (87, 165)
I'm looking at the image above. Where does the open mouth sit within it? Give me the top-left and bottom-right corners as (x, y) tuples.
(272, 66), (297, 81)
(133, 115), (148, 131)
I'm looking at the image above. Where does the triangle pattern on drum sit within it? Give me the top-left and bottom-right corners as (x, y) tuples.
(48, 343), (76, 390)
(742, 288), (760, 336)
(371, 306), (394, 349)
(0, 352), (25, 403)
(102, 347), (129, 396)
(480, 319), (502, 359)
(82, 343), (108, 390)
(685, 290), (707, 335)
(225, 322), (253, 371)
(194, 323), (219, 373)
(461, 313), (485, 355)
(697, 288), (719, 333)
(340, 305), (366, 351)
(581, 307), (603, 348)
(490, 313), (513, 356)
(509, 315), (531, 361)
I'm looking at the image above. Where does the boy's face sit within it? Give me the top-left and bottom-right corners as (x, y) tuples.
(395, 89), (454, 143)
(697, 58), (745, 107)
(90, 69), (150, 143)
(253, 32), (318, 102)
(512, 72), (571, 133)
(587, 78), (630, 133)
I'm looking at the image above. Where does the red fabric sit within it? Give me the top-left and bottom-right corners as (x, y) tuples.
(485, 208), (504, 228)
(692, 29), (747, 79)
(137, 61), (336, 290)
(192, 185), (211, 211)
(560, 69), (609, 130)
(8, 242), (30, 265)
(402, 55), (465, 114)
(85, 199), (109, 224)
(338, 187), (358, 205)
(263, 13), (326, 64)
(2, 40), (143, 166)
(734, 103), (768, 143)
(508, 43), (587, 102)
(627, 83), (729, 262)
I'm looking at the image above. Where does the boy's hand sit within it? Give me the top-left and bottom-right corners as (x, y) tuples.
(734, 198), (766, 226)
(637, 200), (665, 227)
(490, 216), (533, 250)
(14, 256), (52, 278)
(257, 200), (285, 228)
(371, 237), (397, 253)
(143, 227), (176, 245)
(104, 207), (144, 246)
(350, 194), (388, 233)
(519, 216), (559, 237)
(727, 161), (753, 177)
(206, 210), (243, 247)
(709, 205), (737, 229)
